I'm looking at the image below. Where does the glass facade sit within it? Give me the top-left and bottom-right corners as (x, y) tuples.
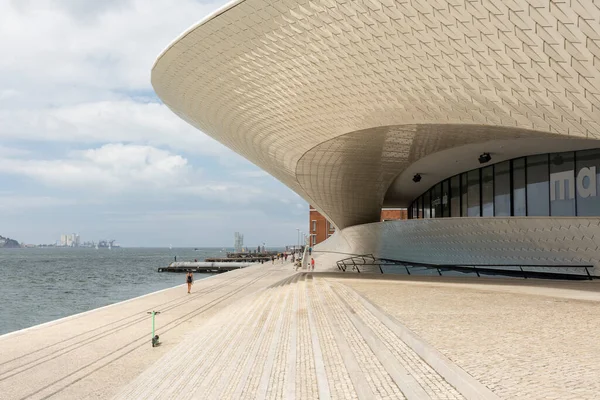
(408, 149), (600, 219)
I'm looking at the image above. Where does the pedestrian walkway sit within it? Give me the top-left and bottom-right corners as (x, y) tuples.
(4, 259), (600, 399)
(114, 273), (493, 399)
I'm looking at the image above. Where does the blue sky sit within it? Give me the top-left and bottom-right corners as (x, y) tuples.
(0, 0), (307, 247)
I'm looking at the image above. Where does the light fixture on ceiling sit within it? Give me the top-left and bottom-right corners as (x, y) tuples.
(412, 173), (422, 183)
(478, 152), (491, 164)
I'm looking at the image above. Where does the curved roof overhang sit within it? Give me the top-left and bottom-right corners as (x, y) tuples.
(152, 0), (600, 229)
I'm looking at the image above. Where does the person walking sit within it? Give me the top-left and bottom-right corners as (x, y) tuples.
(310, 257), (315, 271)
(271, 255), (274, 265)
(186, 271), (193, 294)
(308, 247), (312, 256)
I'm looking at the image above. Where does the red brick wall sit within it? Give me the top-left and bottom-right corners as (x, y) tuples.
(309, 206), (407, 245)
(309, 205), (332, 246)
(380, 209), (408, 221)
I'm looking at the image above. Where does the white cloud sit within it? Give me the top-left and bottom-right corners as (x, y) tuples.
(0, 0), (309, 245)
(0, 99), (231, 157)
(0, 194), (76, 210)
(0, 0), (225, 93)
(0, 145), (30, 158)
(0, 143), (193, 191)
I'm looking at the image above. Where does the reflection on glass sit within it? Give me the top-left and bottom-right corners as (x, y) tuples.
(513, 158), (526, 216)
(549, 152), (575, 216)
(575, 149), (600, 216)
(432, 183), (442, 218)
(450, 175), (460, 217)
(482, 166), (494, 217)
(461, 173), (468, 217)
(526, 154), (549, 216)
(442, 179), (450, 217)
(408, 148), (600, 219)
(467, 170), (480, 217)
(494, 161), (511, 216)
(423, 190), (431, 218)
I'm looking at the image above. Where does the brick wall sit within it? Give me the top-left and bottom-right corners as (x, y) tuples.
(309, 206), (407, 246)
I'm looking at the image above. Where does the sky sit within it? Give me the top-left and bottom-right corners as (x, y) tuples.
(0, 0), (307, 248)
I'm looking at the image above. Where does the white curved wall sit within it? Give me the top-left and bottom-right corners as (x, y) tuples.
(316, 218), (600, 276)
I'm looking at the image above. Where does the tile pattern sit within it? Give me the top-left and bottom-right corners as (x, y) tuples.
(153, 0), (600, 228)
(114, 273), (474, 399)
(343, 277), (600, 400)
(317, 217), (600, 274)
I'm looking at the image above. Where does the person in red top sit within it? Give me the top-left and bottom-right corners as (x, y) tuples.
(310, 257), (315, 271)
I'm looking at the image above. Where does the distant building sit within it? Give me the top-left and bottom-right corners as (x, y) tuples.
(59, 233), (80, 247)
(234, 232), (244, 253)
(309, 205), (407, 246)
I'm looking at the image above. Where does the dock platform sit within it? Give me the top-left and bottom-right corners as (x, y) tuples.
(158, 261), (253, 273)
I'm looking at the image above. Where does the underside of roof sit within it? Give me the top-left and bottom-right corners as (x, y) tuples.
(152, 0), (600, 229)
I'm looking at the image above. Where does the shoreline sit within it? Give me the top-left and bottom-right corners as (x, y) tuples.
(0, 272), (222, 340)
(0, 263), (291, 400)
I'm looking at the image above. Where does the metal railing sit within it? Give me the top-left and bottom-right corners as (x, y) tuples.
(336, 255), (595, 280)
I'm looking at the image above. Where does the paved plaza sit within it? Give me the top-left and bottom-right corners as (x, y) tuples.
(2, 259), (600, 399)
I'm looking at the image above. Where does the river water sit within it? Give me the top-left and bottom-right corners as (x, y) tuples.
(0, 247), (225, 335)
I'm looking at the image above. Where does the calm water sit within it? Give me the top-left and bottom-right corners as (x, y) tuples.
(0, 247), (227, 335)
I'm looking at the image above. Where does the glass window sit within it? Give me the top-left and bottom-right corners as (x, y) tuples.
(494, 161), (511, 216)
(461, 173), (468, 217)
(450, 175), (460, 217)
(575, 149), (600, 216)
(526, 154), (550, 216)
(482, 166), (494, 216)
(467, 169), (481, 216)
(513, 158), (526, 216)
(442, 179), (450, 217)
(417, 196), (423, 219)
(549, 152), (576, 216)
(423, 190), (431, 218)
(431, 183), (442, 218)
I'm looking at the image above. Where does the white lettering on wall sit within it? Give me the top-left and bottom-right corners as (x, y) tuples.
(577, 166), (596, 198)
(550, 167), (596, 201)
(550, 170), (574, 201)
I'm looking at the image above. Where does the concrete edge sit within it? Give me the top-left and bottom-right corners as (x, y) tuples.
(0, 272), (223, 340)
(338, 282), (501, 400)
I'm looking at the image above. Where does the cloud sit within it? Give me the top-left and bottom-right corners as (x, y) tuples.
(0, 99), (231, 158)
(0, 0), (225, 94)
(0, 0), (309, 246)
(0, 194), (77, 210)
(0, 143), (193, 191)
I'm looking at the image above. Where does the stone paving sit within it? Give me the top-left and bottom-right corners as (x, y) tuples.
(114, 272), (485, 399)
(339, 275), (600, 400)
(7, 257), (598, 399)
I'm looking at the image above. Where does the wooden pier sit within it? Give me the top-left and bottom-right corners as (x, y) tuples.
(158, 261), (253, 274)
(204, 257), (270, 263)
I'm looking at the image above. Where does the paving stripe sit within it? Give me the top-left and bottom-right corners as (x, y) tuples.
(329, 282), (433, 400)
(255, 279), (294, 400)
(331, 281), (501, 400)
(307, 275), (357, 400)
(316, 279), (396, 400)
(284, 274), (299, 400)
(267, 274), (298, 400)
(296, 274), (319, 399)
(192, 288), (273, 398)
(232, 287), (288, 399)
(304, 275), (330, 400)
(331, 281), (465, 399)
